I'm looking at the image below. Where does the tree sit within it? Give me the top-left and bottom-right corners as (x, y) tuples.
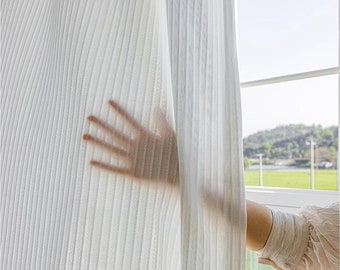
(263, 142), (272, 157)
(244, 157), (251, 169)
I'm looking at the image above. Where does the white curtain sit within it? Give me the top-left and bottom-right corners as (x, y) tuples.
(1, 0), (246, 269)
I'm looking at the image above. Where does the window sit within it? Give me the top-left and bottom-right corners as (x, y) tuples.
(238, 0), (338, 82)
(237, 1), (338, 269)
(238, 0), (338, 192)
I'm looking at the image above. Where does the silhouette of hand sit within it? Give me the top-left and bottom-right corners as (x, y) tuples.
(83, 100), (179, 186)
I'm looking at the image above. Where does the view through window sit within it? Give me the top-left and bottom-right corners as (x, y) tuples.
(238, 0), (338, 192)
(237, 1), (338, 269)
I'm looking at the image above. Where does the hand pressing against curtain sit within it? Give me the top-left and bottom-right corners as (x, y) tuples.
(83, 100), (271, 251)
(83, 100), (274, 267)
(83, 100), (179, 186)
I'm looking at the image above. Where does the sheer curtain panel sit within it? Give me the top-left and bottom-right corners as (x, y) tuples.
(1, 0), (246, 269)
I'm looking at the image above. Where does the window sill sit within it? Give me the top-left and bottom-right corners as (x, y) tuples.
(246, 186), (339, 213)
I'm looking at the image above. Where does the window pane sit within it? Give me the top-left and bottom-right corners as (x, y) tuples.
(241, 75), (338, 137)
(242, 75), (338, 190)
(246, 249), (273, 270)
(237, 0), (338, 81)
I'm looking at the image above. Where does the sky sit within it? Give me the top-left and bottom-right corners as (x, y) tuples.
(236, 0), (338, 137)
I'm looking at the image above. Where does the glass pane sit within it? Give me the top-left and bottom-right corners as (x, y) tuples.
(246, 250), (273, 270)
(237, 0), (338, 81)
(242, 75), (338, 190)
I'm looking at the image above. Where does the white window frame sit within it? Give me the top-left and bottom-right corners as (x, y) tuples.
(238, 5), (339, 269)
(240, 67), (339, 208)
(237, 0), (339, 197)
(240, 67), (340, 209)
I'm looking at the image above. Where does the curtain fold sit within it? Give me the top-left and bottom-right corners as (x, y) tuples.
(1, 0), (245, 269)
(166, 1), (246, 268)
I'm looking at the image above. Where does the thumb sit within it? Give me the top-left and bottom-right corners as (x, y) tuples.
(201, 188), (225, 216)
(201, 188), (240, 227)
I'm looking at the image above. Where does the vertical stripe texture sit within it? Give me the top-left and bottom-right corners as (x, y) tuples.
(1, 0), (246, 269)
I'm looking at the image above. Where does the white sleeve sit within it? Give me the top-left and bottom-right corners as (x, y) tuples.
(257, 210), (309, 269)
(257, 203), (340, 270)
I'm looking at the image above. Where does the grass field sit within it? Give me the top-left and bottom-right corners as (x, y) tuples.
(244, 169), (338, 190)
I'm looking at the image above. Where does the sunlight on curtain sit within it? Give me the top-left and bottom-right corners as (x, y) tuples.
(2, 0), (245, 269)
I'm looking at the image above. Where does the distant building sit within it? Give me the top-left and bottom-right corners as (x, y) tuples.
(319, 161), (333, 169)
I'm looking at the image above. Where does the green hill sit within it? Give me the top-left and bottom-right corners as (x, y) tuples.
(243, 124), (338, 165)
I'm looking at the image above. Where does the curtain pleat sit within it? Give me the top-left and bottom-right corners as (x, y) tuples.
(1, 0), (245, 269)
(166, 1), (246, 268)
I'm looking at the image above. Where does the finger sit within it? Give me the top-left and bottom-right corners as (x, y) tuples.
(90, 160), (132, 176)
(83, 134), (130, 159)
(87, 115), (132, 146)
(153, 108), (174, 137)
(108, 100), (147, 132)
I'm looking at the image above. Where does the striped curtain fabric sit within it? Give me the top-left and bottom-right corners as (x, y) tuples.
(1, 0), (246, 269)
